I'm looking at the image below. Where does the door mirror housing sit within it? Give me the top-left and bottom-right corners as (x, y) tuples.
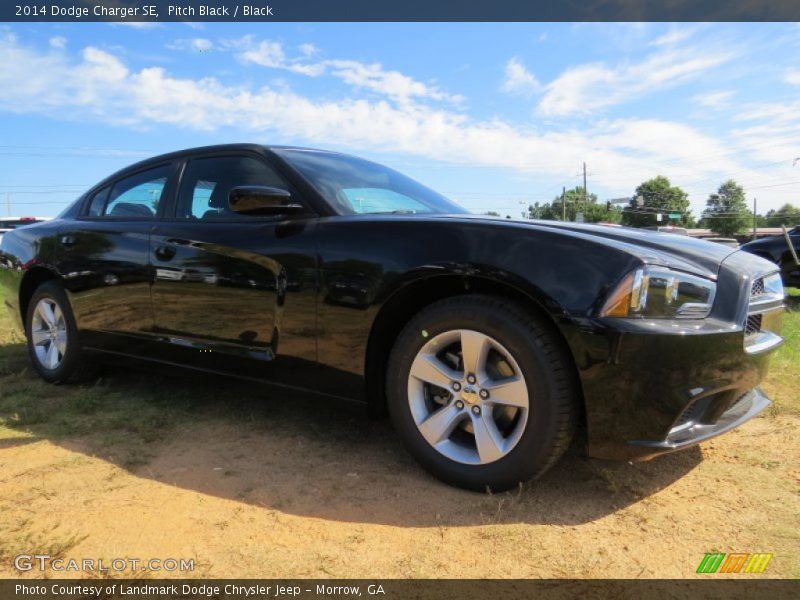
(228, 186), (304, 216)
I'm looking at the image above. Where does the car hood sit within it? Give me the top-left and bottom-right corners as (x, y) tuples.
(740, 235), (781, 249)
(436, 215), (738, 280)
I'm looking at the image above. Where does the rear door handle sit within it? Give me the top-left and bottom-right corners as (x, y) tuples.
(154, 245), (177, 261)
(59, 235), (76, 247)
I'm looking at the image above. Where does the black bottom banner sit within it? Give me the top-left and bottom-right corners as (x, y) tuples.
(2, 579), (798, 600)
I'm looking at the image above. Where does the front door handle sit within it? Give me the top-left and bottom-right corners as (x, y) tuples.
(154, 245), (177, 261)
(59, 235), (76, 247)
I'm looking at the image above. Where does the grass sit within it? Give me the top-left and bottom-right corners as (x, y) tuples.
(0, 516), (87, 565)
(761, 287), (800, 416)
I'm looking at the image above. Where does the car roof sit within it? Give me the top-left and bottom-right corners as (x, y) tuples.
(121, 144), (339, 170)
(86, 143), (343, 195)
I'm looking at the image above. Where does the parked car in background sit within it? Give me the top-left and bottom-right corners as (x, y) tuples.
(0, 144), (786, 490)
(741, 226), (800, 287)
(645, 225), (689, 236)
(701, 237), (740, 249)
(0, 217), (48, 244)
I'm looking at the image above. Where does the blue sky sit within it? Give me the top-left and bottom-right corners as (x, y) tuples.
(1, 22), (800, 218)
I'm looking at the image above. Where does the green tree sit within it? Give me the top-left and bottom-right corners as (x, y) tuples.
(482, 210), (501, 217)
(526, 186), (620, 223)
(765, 203), (800, 227)
(621, 176), (691, 227)
(702, 179), (750, 237)
(526, 202), (555, 220)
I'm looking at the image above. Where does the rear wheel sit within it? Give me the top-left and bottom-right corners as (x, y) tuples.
(386, 295), (578, 491)
(25, 281), (94, 383)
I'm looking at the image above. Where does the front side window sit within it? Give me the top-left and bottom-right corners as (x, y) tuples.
(102, 165), (172, 218)
(87, 186), (110, 216)
(273, 149), (467, 216)
(176, 155), (290, 219)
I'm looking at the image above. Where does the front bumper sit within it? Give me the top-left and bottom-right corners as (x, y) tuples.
(626, 387), (772, 460)
(576, 250), (784, 462)
(579, 323), (779, 461)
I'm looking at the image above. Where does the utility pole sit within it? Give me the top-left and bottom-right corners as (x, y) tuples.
(5, 192), (9, 217)
(562, 186), (566, 221)
(752, 197), (757, 241)
(582, 162), (587, 212)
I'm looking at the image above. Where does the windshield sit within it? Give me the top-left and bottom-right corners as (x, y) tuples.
(274, 149), (467, 216)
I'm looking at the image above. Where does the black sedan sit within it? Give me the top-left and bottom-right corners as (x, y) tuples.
(741, 227), (800, 287)
(0, 144), (785, 490)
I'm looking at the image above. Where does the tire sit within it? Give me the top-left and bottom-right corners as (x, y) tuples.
(386, 295), (577, 491)
(25, 280), (95, 384)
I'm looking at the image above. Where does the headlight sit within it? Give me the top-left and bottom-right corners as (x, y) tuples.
(762, 272), (784, 298)
(599, 266), (716, 319)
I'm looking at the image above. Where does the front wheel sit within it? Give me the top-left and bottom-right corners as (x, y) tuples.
(386, 295), (578, 491)
(25, 280), (93, 383)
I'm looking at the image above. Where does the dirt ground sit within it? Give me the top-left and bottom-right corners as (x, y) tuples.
(1, 292), (799, 579)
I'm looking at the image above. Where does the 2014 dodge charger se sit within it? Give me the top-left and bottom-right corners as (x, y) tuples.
(0, 144), (786, 490)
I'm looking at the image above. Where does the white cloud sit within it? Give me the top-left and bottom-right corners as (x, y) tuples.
(650, 28), (694, 47)
(192, 38), (213, 52)
(49, 36), (67, 49)
(167, 38), (213, 52)
(693, 90), (734, 110)
(0, 35), (730, 172)
(235, 39), (325, 76)
(299, 43), (317, 57)
(783, 68), (800, 85)
(232, 37), (460, 103)
(324, 59), (459, 103)
(735, 100), (800, 125)
(238, 39), (285, 67)
(0, 32), (794, 213)
(537, 46), (735, 117)
(501, 57), (540, 96)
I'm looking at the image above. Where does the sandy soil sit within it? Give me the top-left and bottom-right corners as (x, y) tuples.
(1, 392), (797, 579)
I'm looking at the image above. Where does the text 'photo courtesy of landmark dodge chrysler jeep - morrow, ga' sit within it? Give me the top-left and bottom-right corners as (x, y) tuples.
(0, 144), (785, 490)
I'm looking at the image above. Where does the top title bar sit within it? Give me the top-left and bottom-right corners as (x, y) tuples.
(4, 0), (800, 22)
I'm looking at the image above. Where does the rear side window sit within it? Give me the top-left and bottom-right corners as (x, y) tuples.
(176, 155), (289, 219)
(99, 164), (172, 218)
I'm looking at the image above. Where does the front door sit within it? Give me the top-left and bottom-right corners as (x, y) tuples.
(149, 153), (319, 376)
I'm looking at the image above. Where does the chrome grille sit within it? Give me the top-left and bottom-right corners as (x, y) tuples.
(751, 277), (765, 298)
(745, 314), (762, 337)
(747, 277), (765, 338)
(743, 272), (784, 353)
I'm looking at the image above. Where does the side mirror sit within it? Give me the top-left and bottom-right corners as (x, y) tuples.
(228, 186), (305, 215)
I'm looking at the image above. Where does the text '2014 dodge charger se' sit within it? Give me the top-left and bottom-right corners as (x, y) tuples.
(0, 144), (785, 490)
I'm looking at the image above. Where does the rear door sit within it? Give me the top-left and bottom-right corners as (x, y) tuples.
(149, 152), (319, 378)
(55, 162), (177, 348)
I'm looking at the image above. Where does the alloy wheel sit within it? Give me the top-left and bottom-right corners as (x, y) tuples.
(30, 298), (68, 370)
(406, 329), (530, 465)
